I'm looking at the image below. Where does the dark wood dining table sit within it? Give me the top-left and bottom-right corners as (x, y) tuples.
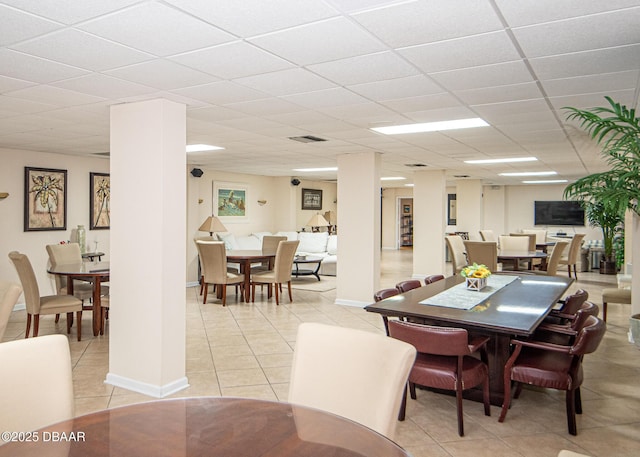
(497, 249), (547, 270)
(226, 250), (276, 302)
(47, 261), (109, 337)
(365, 274), (573, 404)
(0, 397), (410, 457)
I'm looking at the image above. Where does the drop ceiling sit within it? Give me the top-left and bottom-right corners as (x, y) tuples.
(1, 0), (639, 186)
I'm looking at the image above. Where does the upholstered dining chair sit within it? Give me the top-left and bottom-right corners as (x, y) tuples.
(251, 235), (287, 274)
(251, 240), (299, 305)
(8, 251), (83, 341)
(558, 233), (586, 279)
(547, 289), (589, 324)
(395, 279), (422, 293)
(601, 286), (631, 322)
(196, 240), (245, 306)
(0, 280), (22, 341)
(534, 301), (599, 345)
(522, 228), (548, 244)
(424, 274), (445, 285)
(479, 229), (496, 242)
(388, 320), (490, 437)
(463, 240), (498, 272)
(288, 322), (416, 440)
(445, 235), (468, 274)
(531, 240), (569, 277)
(46, 243), (96, 316)
(499, 315), (606, 435)
(498, 235), (530, 251)
(373, 288), (401, 335)
(0, 334), (74, 432)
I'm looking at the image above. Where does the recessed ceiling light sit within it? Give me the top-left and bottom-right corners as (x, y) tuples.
(186, 144), (224, 152)
(522, 179), (568, 184)
(381, 177), (406, 181)
(404, 183), (415, 187)
(465, 157), (537, 164)
(292, 167), (338, 172)
(371, 118), (488, 135)
(499, 171), (557, 177)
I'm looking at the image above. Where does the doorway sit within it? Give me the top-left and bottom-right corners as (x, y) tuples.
(398, 197), (413, 249)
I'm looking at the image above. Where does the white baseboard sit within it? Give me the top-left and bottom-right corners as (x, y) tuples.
(334, 298), (369, 308)
(105, 373), (189, 398)
(186, 281), (199, 288)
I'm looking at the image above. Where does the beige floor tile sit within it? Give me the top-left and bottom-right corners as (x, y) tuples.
(216, 368), (269, 388)
(219, 384), (278, 401)
(213, 353), (260, 370)
(442, 438), (525, 457)
(73, 396), (111, 417)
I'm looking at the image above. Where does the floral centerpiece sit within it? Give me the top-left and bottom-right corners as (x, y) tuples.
(460, 263), (491, 291)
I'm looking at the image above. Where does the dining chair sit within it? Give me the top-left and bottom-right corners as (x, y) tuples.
(46, 243), (95, 312)
(251, 235), (287, 273)
(251, 240), (299, 305)
(601, 286), (631, 322)
(100, 295), (109, 336)
(388, 320), (490, 437)
(509, 233), (536, 251)
(479, 229), (496, 242)
(534, 301), (599, 345)
(444, 235), (468, 274)
(0, 334), (74, 432)
(531, 240), (569, 277)
(424, 274), (445, 285)
(395, 279), (422, 293)
(195, 241), (245, 306)
(288, 322), (416, 440)
(0, 280), (22, 341)
(547, 289), (589, 324)
(8, 251), (83, 341)
(499, 235), (530, 251)
(463, 240), (498, 272)
(522, 228), (548, 244)
(373, 288), (401, 336)
(558, 233), (586, 279)
(499, 315), (606, 435)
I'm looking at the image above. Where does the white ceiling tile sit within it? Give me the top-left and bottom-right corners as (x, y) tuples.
(0, 95), (58, 117)
(224, 98), (306, 116)
(188, 106), (247, 123)
(234, 68), (336, 96)
(430, 61), (535, 91)
(105, 60), (216, 90)
(51, 74), (157, 99)
(380, 93), (463, 112)
(171, 41), (294, 79)
(79, 2), (234, 57)
(0, 4), (62, 46)
(173, 81), (270, 105)
(353, 0), (503, 48)
(542, 71), (640, 97)
(0, 75), (36, 92)
(455, 82), (544, 106)
(404, 106), (480, 123)
(0, 49), (89, 83)
(282, 87), (369, 108)
(5, 84), (106, 106)
(549, 89), (636, 111)
(324, 0), (408, 13)
(249, 17), (386, 66)
(1, 0), (143, 25)
(10, 29), (153, 71)
(348, 75), (444, 101)
(307, 51), (419, 85)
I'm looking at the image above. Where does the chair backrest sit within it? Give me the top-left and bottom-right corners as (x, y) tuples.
(522, 229), (548, 244)
(196, 241), (229, 284)
(445, 235), (468, 274)
(8, 251), (41, 314)
(498, 235), (530, 251)
(374, 288), (399, 302)
(0, 280), (22, 341)
(558, 289), (589, 315)
(388, 320), (472, 356)
(509, 233), (536, 251)
(395, 279), (422, 293)
(0, 334), (74, 431)
(288, 322), (416, 439)
(571, 315), (606, 356)
(563, 233), (586, 262)
(273, 240), (300, 282)
(544, 240), (569, 276)
(424, 274), (445, 285)
(463, 241), (498, 271)
(262, 235), (287, 254)
(46, 243), (83, 293)
(571, 301), (600, 332)
(479, 230), (496, 242)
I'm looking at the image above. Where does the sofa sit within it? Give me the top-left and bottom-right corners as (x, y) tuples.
(217, 231), (337, 276)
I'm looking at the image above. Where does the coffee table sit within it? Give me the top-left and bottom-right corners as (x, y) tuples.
(293, 256), (323, 281)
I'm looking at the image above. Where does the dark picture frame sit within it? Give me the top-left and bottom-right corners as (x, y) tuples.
(302, 188), (323, 210)
(447, 193), (457, 225)
(24, 166), (67, 231)
(90, 172), (110, 229)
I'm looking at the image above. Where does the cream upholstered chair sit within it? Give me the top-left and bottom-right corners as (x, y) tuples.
(479, 229), (497, 242)
(251, 235), (287, 273)
(531, 240), (569, 277)
(499, 235), (530, 251)
(251, 240), (299, 305)
(0, 280), (22, 341)
(509, 233), (536, 251)
(45, 243), (95, 303)
(8, 251), (83, 341)
(196, 241), (244, 306)
(558, 233), (586, 279)
(522, 228), (548, 244)
(0, 334), (74, 432)
(602, 287), (631, 322)
(463, 240), (498, 272)
(288, 322), (416, 440)
(445, 235), (468, 274)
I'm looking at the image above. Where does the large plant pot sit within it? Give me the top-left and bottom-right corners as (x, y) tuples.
(599, 259), (617, 275)
(630, 315), (640, 348)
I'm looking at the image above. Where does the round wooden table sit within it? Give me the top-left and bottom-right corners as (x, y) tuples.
(226, 250), (276, 302)
(0, 397), (410, 457)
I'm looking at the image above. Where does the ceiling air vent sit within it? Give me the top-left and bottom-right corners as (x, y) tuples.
(404, 163), (427, 168)
(95, 152), (110, 157)
(288, 135), (327, 143)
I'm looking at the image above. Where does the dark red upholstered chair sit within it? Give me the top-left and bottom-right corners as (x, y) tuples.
(534, 301), (599, 345)
(424, 274), (445, 285)
(388, 320), (490, 436)
(373, 288), (401, 335)
(395, 280), (422, 293)
(546, 289), (588, 324)
(499, 315), (606, 435)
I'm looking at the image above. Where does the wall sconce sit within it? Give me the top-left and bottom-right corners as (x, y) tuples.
(257, 200), (267, 206)
(0, 192), (8, 199)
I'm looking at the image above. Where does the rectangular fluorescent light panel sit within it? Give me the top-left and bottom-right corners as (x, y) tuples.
(381, 177), (406, 181)
(293, 167), (338, 172)
(186, 144), (224, 152)
(522, 179), (568, 184)
(371, 118), (488, 135)
(465, 157), (537, 164)
(499, 171), (557, 177)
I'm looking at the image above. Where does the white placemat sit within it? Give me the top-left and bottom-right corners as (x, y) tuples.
(419, 275), (519, 310)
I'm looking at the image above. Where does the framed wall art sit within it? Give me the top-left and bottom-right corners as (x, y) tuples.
(90, 172), (110, 229)
(213, 181), (248, 222)
(448, 193), (457, 225)
(301, 188), (323, 210)
(24, 166), (67, 231)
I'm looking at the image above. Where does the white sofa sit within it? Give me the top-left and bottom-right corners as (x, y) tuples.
(217, 231), (337, 276)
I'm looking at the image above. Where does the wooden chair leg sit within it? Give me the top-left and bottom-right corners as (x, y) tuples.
(603, 302), (608, 321)
(55, 313), (60, 323)
(33, 315), (40, 337)
(76, 311), (82, 341)
(455, 386), (464, 436)
(100, 308), (106, 336)
(25, 314), (32, 338)
(202, 284), (208, 304)
(482, 375), (491, 416)
(409, 382), (417, 400)
(251, 283), (256, 302)
(499, 380), (512, 423)
(566, 389), (577, 435)
(287, 281), (293, 302)
(274, 283), (280, 305)
(221, 285), (227, 307)
(199, 276), (204, 295)
(575, 387), (582, 414)
(398, 384), (407, 421)
(66, 312), (73, 334)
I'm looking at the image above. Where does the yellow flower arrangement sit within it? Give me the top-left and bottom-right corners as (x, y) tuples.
(460, 263), (492, 279)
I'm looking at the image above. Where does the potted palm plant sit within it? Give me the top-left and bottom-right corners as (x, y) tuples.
(581, 198), (624, 274)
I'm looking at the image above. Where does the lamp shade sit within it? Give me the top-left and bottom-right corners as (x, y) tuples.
(199, 215), (227, 233)
(323, 210), (336, 225)
(306, 214), (329, 227)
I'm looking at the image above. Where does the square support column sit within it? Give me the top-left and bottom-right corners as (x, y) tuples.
(457, 179), (483, 240)
(106, 99), (188, 397)
(413, 170), (447, 277)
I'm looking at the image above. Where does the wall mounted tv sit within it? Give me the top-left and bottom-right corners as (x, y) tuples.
(534, 201), (585, 226)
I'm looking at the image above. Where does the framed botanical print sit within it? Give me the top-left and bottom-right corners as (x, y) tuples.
(24, 167), (67, 231)
(302, 188), (322, 210)
(214, 181), (248, 222)
(90, 172), (110, 229)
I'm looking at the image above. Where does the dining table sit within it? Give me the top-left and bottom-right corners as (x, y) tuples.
(47, 261), (109, 337)
(0, 397), (411, 457)
(497, 249), (547, 271)
(226, 249), (276, 302)
(365, 274), (573, 404)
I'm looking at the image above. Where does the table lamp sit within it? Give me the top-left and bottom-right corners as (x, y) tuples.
(199, 215), (227, 237)
(306, 213), (329, 232)
(323, 210), (337, 233)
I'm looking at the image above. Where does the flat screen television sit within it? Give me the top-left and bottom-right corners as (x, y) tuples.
(534, 201), (585, 226)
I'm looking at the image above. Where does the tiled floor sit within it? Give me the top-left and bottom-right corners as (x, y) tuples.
(3, 249), (639, 457)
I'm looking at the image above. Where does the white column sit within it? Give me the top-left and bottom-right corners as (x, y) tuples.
(106, 99), (188, 397)
(413, 170), (447, 277)
(457, 179), (483, 240)
(335, 152), (380, 306)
